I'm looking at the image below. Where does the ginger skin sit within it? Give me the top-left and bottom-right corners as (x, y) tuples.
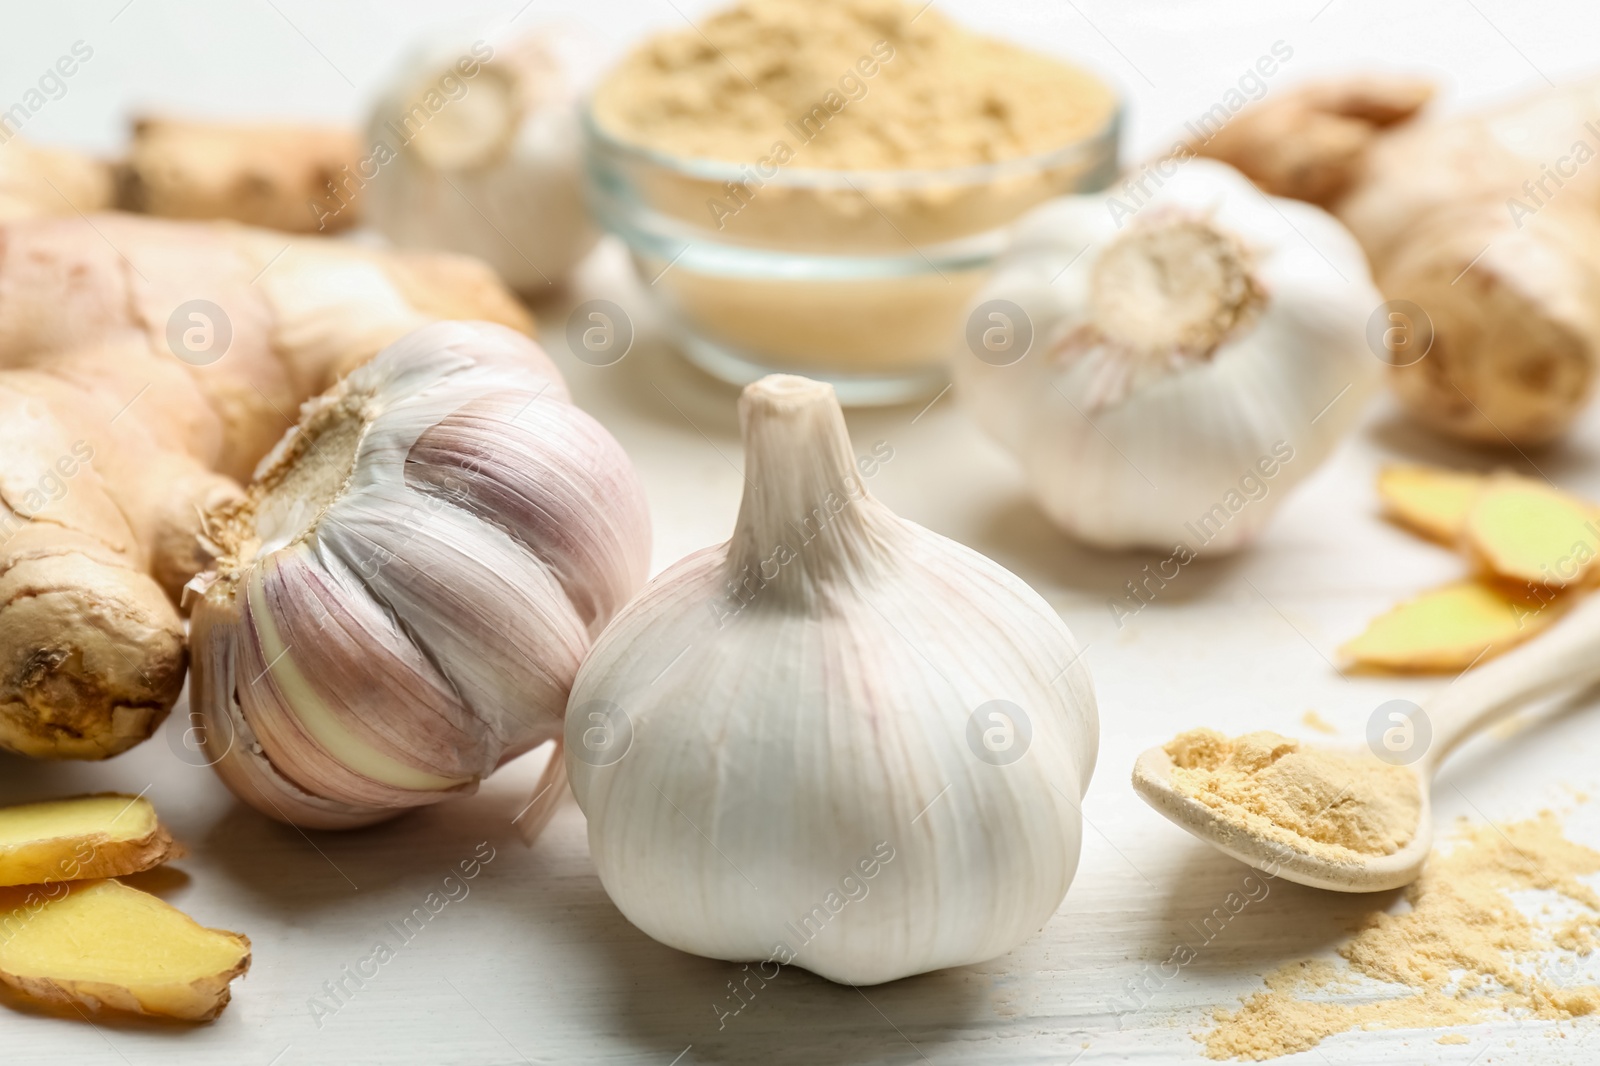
(117, 117), (365, 233)
(1195, 74), (1600, 447)
(1191, 75), (1435, 208)
(0, 213), (531, 759)
(0, 139), (115, 223)
(4, 117), (360, 233)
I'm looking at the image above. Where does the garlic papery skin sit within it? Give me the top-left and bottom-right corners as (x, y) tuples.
(565, 375), (1097, 986)
(364, 32), (597, 293)
(188, 320), (649, 829)
(953, 159), (1382, 555)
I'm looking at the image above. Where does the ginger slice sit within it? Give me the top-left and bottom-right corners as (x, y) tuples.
(1377, 464), (1485, 543)
(1340, 580), (1562, 672)
(1464, 476), (1600, 587)
(0, 879), (249, 1022)
(0, 794), (180, 888)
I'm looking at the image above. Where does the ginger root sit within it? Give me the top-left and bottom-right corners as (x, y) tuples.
(1353, 465), (1598, 671)
(1464, 476), (1600, 587)
(117, 117), (364, 233)
(1192, 74), (1434, 207)
(1377, 464), (1599, 584)
(0, 878), (249, 1022)
(1377, 464), (1486, 543)
(1340, 579), (1561, 672)
(0, 794), (178, 887)
(0, 213), (531, 759)
(5, 116), (361, 233)
(0, 138), (115, 222)
(1198, 74), (1600, 446)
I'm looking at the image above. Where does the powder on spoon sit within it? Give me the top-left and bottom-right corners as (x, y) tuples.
(1164, 728), (1421, 859)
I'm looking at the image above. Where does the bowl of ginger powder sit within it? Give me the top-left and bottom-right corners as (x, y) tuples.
(585, 0), (1120, 403)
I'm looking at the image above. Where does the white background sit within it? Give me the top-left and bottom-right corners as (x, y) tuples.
(6, 2), (1600, 1064)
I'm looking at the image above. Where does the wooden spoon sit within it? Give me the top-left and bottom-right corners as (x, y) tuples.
(1132, 591), (1600, 892)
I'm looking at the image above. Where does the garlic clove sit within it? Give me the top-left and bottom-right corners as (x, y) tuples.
(567, 375), (1097, 985)
(407, 392), (650, 636)
(189, 596), (428, 830)
(248, 546), (486, 782)
(316, 480), (584, 764)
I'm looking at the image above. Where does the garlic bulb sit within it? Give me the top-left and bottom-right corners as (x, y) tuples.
(954, 159), (1382, 555)
(188, 321), (649, 830)
(364, 31), (596, 292)
(566, 375), (1097, 986)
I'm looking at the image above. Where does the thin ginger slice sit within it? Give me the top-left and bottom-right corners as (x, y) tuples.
(0, 794), (179, 888)
(1377, 464), (1486, 543)
(1464, 476), (1600, 587)
(0, 879), (249, 1021)
(1340, 580), (1563, 672)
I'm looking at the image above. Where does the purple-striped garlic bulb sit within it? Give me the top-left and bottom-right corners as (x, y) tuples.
(187, 320), (649, 829)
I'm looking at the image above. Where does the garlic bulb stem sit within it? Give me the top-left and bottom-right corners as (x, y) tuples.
(728, 376), (899, 596)
(1092, 212), (1262, 356)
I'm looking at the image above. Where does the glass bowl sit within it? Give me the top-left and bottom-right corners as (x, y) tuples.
(582, 98), (1121, 405)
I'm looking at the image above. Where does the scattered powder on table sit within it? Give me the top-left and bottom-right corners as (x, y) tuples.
(1300, 709), (1337, 735)
(1164, 729), (1421, 859)
(591, 0), (1116, 169)
(1204, 811), (1600, 1060)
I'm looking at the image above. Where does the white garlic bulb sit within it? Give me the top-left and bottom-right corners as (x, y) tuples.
(566, 375), (1097, 986)
(188, 321), (649, 830)
(954, 159), (1381, 555)
(364, 31), (596, 292)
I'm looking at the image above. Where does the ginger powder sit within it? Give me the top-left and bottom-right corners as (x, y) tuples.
(591, 0), (1116, 171)
(1164, 729), (1421, 859)
(584, 0), (1120, 391)
(1205, 812), (1600, 1059)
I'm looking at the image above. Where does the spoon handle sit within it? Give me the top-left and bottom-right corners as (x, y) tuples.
(1422, 591), (1600, 771)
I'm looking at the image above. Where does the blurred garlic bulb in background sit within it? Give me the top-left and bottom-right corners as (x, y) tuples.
(364, 29), (597, 293)
(188, 321), (649, 830)
(567, 375), (1097, 985)
(955, 160), (1381, 555)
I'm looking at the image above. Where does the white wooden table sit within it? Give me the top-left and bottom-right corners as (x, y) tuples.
(7, 2), (1600, 1063)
